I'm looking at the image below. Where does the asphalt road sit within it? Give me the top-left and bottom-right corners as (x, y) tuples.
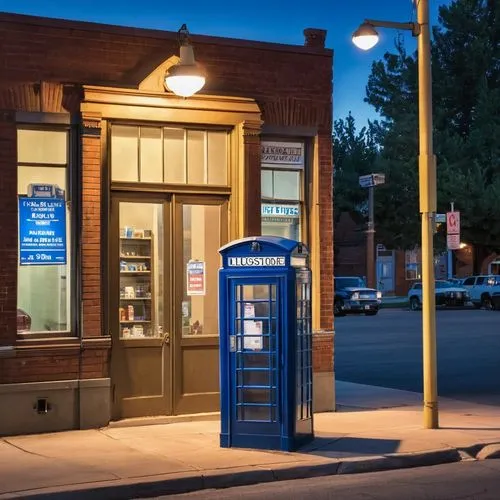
(334, 308), (500, 406)
(163, 461), (500, 499)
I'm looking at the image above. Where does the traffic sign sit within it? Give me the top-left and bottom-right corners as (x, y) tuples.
(435, 213), (446, 223)
(359, 174), (374, 188)
(447, 233), (460, 250)
(359, 173), (386, 188)
(446, 211), (460, 235)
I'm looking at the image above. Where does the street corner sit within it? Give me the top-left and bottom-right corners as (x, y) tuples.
(476, 443), (500, 460)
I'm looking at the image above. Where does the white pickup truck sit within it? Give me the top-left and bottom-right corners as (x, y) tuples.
(461, 275), (500, 309)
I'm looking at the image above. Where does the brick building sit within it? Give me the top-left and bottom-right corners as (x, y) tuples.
(0, 13), (334, 435)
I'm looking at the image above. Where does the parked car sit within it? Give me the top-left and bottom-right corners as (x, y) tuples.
(17, 308), (31, 332)
(334, 276), (381, 317)
(491, 292), (500, 311)
(461, 275), (500, 309)
(447, 277), (464, 286)
(407, 280), (470, 311)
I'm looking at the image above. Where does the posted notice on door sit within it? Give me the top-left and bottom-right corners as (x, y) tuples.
(186, 260), (206, 296)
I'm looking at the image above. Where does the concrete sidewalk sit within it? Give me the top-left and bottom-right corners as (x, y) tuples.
(1, 382), (500, 499)
(380, 296), (408, 308)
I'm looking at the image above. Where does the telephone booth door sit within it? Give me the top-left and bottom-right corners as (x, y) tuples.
(228, 278), (282, 443)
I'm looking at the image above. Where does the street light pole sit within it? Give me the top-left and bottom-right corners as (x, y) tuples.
(353, 0), (438, 429)
(367, 185), (375, 289)
(417, 0), (438, 430)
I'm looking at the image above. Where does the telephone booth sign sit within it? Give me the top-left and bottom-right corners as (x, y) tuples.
(218, 236), (313, 452)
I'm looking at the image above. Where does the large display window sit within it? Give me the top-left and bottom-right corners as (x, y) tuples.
(17, 128), (72, 334)
(111, 125), (229, 186)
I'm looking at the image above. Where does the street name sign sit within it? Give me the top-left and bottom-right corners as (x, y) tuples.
(359, 173), (386, 188)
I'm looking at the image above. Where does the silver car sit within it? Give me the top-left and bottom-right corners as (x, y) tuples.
(407, 280), (470, 311)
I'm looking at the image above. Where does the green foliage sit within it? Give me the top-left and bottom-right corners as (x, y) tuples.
(333, 113), (377, 220)
(351, 0), (500, 255)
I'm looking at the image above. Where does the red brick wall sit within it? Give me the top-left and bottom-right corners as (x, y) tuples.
(313, 332), (334, 372)
(81, 114), (102, 338)
(0, 14), (332, 123)
(0, 113), (17, 348)
(0, 13), (333, 384)
(318, 133), (334, 332)
(0, 347), (109, 384)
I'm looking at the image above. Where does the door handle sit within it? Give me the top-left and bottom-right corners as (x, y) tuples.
(162, 332), (170, 346)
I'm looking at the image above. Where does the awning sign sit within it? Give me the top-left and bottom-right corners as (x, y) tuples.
(186, 260), (206, 296)
(18, 197), (67, 266)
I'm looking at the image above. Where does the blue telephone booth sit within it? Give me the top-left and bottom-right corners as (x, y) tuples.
(218, 236), (313, 452)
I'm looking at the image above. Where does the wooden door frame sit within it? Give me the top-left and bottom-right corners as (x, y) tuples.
(172, 194), (229, 415)
(109, 193), (173, 419)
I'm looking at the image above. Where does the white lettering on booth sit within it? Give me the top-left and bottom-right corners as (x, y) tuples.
(228, 256), (286, 267)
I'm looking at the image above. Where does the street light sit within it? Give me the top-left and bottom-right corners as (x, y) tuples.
(353, 0), (438, 429)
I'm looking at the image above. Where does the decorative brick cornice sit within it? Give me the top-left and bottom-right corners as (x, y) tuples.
(262, 97), (331, 131)
(0, 82), (81, 114)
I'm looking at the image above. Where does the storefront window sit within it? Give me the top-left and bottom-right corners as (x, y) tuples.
(17, 128), (71, 333)
(405, 249), (422, 280)
(111, 125), (229, 186)
(182, 204), (221, 336)
(119, 202), (164, 339)
(261, 140), (304, 240)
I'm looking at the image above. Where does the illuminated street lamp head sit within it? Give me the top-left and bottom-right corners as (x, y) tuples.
(352, 22), (380, 50)
(165, 24), (206, 97)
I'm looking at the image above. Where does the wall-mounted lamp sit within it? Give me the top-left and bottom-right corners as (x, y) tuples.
(165, 24), (206, 98)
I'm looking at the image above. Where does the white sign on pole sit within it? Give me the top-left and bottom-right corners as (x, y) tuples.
(446, 211), (460, 235)
(447, 233), (460, 250)
(359, 173), (385, 188)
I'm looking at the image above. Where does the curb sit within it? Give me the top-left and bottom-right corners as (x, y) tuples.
(6, 445), (483, 500)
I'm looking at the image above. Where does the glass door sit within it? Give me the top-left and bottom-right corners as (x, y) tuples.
(173, 196), (228, 415)
(110, 198), (172, 419)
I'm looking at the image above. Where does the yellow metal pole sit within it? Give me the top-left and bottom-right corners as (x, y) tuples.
(417, 0), (439, 429)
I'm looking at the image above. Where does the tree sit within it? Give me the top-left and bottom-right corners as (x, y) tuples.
(362, 0), (500, 267)
(333, 113), (377, 220)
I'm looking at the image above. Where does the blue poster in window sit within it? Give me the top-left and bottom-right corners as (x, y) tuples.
(19, 197), (67, 265)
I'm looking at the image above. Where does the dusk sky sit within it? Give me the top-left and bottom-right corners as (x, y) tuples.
(1, 0), (451, 127)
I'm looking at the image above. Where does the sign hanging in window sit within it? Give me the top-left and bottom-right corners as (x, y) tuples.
(18, 184), (67, 266)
